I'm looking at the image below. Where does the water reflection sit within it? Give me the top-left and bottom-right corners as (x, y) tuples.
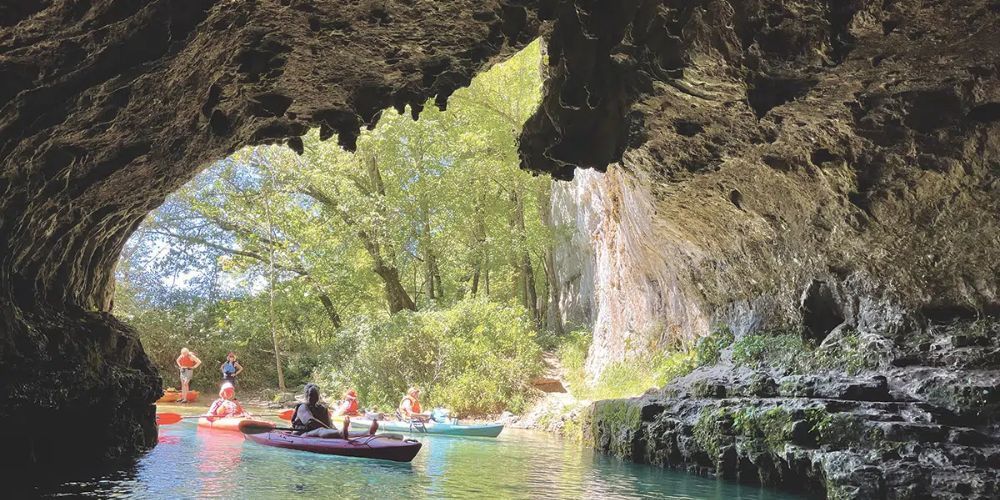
(33, 425), (804, 499)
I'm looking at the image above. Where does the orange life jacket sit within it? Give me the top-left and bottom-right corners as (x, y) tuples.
(178, 353), (196, 368)
(399, 395), (421, 415)
(342, 398), (359, 415)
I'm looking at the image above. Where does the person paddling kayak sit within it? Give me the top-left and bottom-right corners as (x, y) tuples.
(333, 389), (360, 417)
(175, 348), (202, 403)
(292, 384), (341, 438)
(399, 387), (431, 421)
(207, 382), (246, 418)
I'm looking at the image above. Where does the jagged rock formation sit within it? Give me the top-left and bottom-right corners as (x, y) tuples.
(533, 0), (999, 497)
(586, 320), (1000, 499)
(0, 0), (539, 469)
(541, 0), (999, 379)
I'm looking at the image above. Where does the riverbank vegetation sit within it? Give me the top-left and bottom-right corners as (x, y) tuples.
(118, 42), (554, 415)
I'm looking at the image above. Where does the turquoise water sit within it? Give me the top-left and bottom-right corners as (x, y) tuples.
(39, 424), (804, 499)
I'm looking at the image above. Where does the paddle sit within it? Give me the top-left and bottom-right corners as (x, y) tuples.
(156, 408), (295, 426)
(239, 420), (404, 440)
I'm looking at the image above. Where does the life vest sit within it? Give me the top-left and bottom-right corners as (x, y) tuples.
(209, 398), (243, 417)
(178, 353), (196, 368)
(341, 398), (359, 415)
(222, 361), (237, 375)
(400, 395), (421, 415)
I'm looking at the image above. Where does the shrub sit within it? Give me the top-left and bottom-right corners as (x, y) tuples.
(555, 328), (699, 401)
(810, 330), (880, 375)
(695, 326), (735, 366)
(314, 298), (542, 415)
(732, 331), (811, 369)
(556, 329), (592, 396)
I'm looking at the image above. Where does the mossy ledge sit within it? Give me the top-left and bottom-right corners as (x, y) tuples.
(588, 320), (1000, 499)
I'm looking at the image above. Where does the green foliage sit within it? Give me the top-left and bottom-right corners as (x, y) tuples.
(695, 326), (735, 366)
(810, 330), (880, 375)
(731, 331), (811, 369)
(556, 330), (698, 401)
(115, 42), (557, 405)
(314, 299), (542, 415)
(555, 329), (592, 396)
(121, 290), (322, 391)
(806, 408), (864, 450)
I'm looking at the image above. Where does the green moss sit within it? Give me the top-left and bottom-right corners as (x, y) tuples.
(809, 330), (879, 375)
(731, 407), (793, 453)
(589, 400), (643, 457)
(591, 399), (642, 432)
(806, 408), (864, 450)
(693, 407), (733, 465)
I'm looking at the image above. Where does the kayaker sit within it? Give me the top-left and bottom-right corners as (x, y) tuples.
(332, 389), (360, 417)
(175, 348), (202, 403)
(220, 352), (243, 386)
(207, 382), (246, 418)
(292, 384), (344, 438)
(399, 387), (431, 421)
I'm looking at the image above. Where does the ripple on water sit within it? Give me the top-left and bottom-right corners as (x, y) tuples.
(35, 425), (805, 499)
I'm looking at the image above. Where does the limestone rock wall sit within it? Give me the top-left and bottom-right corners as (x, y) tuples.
(541, 0), (999, 381)
(552, 168), (711, 379)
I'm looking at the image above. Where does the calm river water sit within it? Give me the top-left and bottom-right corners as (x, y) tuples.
(35, 424), (804, 499)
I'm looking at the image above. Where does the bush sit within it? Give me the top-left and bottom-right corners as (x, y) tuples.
(732, 331), (810, 369)
(314, 298), (542, 416)
(695, 326), (735, 366)
(556, 329), (592, 395)
(556, 330), (697, 400)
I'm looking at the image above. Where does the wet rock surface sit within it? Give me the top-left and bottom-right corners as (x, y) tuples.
(587, 320), (1000, 499)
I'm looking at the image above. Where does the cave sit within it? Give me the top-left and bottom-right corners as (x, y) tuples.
(799, 280), (845, 343)
(2, 0), (999, 497)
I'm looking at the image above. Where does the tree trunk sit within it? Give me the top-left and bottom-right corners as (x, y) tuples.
(537, 181), (563, 335)
(360, 232), (417, 313)
(511, 187), (539, 322)
(263, 169), (286, 392)
(471, 264), (481, 297)
(315, 289), (343, 328)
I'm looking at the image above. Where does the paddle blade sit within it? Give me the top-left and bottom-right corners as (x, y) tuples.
(239, 420), (277, 435)
(156, 413), (183, 425)
(278, 408), (294, 421)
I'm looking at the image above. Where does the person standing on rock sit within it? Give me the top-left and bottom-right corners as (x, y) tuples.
(220, 352), (243, 387)
(175, 348), (202, 403)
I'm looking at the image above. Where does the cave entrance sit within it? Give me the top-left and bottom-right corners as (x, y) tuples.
(799, 280), (846, 343)
(117, 41), (564, 417)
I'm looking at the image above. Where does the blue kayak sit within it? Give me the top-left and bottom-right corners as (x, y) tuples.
(344, 417), (504, 438)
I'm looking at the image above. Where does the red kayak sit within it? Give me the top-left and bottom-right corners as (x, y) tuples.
(244, 430), (422, 462)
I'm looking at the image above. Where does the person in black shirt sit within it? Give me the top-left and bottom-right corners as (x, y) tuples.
(292, 384), (343, 438)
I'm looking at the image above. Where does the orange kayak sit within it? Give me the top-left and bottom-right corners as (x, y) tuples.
(197, 416), (274, 432)
(156, 389), (199, 403)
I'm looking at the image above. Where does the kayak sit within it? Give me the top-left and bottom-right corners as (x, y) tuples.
(156, 389), (199, 403)
(345, 418), (504, 438)
(244, 431), (422, 462)
(198, 416), (274, 432)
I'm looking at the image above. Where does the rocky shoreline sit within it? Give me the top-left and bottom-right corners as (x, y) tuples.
(585, 320), (1000, 499)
